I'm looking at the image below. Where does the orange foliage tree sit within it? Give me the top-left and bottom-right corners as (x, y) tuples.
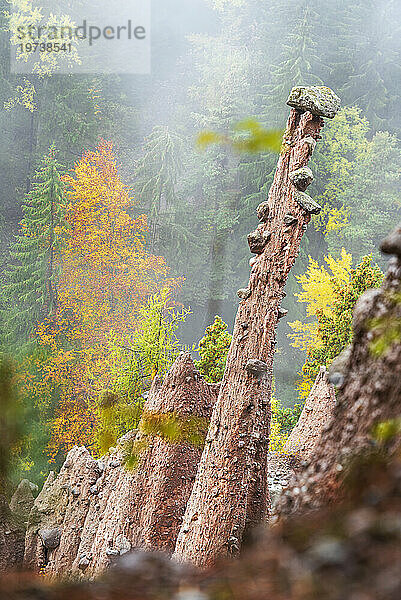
(35, 141), (177, 462)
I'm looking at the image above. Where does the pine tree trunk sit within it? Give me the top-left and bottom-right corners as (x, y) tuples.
(173, 107), (327, 567)
(25, 77), (43, 194)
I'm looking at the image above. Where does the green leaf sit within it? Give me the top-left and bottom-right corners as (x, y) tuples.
(196, 131), (223, 150)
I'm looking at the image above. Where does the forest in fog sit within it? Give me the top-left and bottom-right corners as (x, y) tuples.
(0, 0), (400, 506)
(1, 1), (401, 597)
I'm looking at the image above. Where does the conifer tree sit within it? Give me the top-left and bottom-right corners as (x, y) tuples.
(1, 147), (66, 345)
(338, 0), (400, 133)
(261, 1), (325, 127)
(132, 126), (183, 252)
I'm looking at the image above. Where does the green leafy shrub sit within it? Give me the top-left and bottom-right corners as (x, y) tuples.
(196, 316), (232, 383)
(294, 255), (384, 400)
(269, 391), (303, 453)
(96, 289), (191, 454)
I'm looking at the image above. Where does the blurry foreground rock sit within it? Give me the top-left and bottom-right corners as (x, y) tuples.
(1, 448), (400, 599)
(23, 353), (218, 579)
(207, 448), (401, 600)
(0, 495), (25, 572)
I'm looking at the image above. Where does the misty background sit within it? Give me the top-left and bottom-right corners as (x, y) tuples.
(0, 0), (400, 411)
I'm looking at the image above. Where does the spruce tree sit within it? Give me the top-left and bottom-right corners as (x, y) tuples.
(260, 1), (325, 127)
(1, 147), (66, 345)
(338, 0), (401, 134)
(132, 126), (183, 252)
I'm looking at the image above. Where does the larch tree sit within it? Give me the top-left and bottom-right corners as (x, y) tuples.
(173, 86), (341, 566)
(59, 139), (169, 343)
(35, 140), (176, 462)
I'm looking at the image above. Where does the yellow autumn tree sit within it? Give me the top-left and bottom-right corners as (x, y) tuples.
(35, 140), (178, 462)
(288, 249), (353, 352)
(289, 251), (383, 400)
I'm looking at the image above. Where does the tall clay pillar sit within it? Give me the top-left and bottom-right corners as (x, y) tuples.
(173, 86), (341, 567)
